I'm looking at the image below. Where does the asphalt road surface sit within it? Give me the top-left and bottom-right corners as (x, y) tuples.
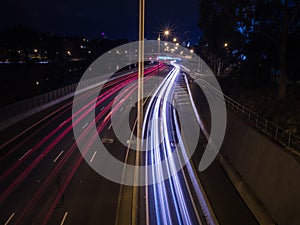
(0, 63), (258, 225)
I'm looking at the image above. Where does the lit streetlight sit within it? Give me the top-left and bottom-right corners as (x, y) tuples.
(224, 42), (228, 47)
(173, 37), (177, 42)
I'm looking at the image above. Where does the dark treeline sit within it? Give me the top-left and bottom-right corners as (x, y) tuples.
(197, 0), (300, 98)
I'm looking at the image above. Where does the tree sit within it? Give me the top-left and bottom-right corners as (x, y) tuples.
(198, 0), (300, 98)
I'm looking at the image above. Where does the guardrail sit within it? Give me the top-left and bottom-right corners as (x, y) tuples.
(0, 76), (101, 120)
(193, 76), (300, 154)
(0, 66), (146, 131)
(0, 66), (144, 121)
(224, 96), (300, 152)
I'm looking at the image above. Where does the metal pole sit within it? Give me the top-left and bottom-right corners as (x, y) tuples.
(137, 0), (144, 152)
(133, 0), (144, 224)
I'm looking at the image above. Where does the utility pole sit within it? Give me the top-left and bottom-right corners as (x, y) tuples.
(132, 0), (144, 224)
(137, 0), (144, 154)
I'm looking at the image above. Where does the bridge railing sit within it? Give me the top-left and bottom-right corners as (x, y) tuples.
(224, 96), (300, 152)
(193, 76), (300, 154)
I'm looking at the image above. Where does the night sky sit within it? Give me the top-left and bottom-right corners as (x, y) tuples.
(1, 0), (201, 43)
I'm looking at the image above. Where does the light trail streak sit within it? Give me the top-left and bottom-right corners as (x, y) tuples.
(0, 69), (139, 161)
(0, 66), (161, 204)
(40, 67), (165, 225)
(0, 69), (142, 152)
(143, 65), (205, 225)
(13, 67), (162, 224)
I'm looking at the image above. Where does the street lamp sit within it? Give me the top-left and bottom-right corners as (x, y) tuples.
(224, 42), (228, 47)
(164, 30), (170, 36)
(157, 34), (161, 55)
(173, 37), (177, 42)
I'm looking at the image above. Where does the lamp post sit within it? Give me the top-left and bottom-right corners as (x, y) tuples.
(157, 34), (161, 54)
(137, 0), (144, 157)
(133, 0), (144, 224)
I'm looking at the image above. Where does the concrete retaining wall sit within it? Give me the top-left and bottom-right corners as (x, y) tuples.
(221, 111), (300, 225)
(193, 80), (300, 224)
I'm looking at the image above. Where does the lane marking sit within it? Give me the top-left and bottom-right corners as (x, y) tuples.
(53, 151), (64, 163)
(82, 122), (89, 129)
(4, 213), (15, 225)
(177, 102), (190, 106)
(90, 151), (97, 163)
(19, 149), (32, 161)
(60, 212), (68, 225)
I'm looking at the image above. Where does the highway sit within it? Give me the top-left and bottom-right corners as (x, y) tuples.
(0, 65), (169, 225)
(0, 63), (258, 225)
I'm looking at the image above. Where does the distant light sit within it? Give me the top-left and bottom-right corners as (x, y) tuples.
(83, 38), (86, 42)
(224, 43), (229, 47)
(173, 38), (177, 42)
(157, 56), (181, 61)
(67, 51), (71, 56)
(240, 54), (247, 61)
(34, 49), (38, 53)
(36, 81), (39, 85)
(88, 50), (92, 54)
(190, 49), (194, 53)
(164, 30), (170, 36)
(176, 43), (179, 46)
(164, 43), (168, 46)
(17, 50), (21, 54)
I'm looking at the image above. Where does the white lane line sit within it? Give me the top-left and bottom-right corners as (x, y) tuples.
(82, 122), (89, 129)
(108, 123), (112, 129)
(58, 120), (66, 127)
(19, 149), (32, 161)
(53, 151), (64, 163)
(90, 151), (97, 163)
(60, 212), (68, 225)
(4, 213), (15, 225)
